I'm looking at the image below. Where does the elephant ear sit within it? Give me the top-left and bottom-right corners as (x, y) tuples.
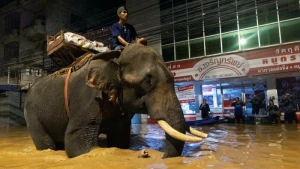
(86, 60), (120, 103)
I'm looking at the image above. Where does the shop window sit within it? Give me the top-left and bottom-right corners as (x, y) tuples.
(174, 1), (188, 42)
(175, 41), (189, 60)
(203, 0), (219, 36)
(190, 38), (204, 58)
(220, 0), (238, 32)
(188, 19), (203, 39)
(259, 24), (280, 46)
(278, 0), (300, 21)
(222, 31), (239, 52)
(160, 0), (173, 24)
(160, 0), (173, 45)
(237, 0), (257, 29)
(280, 18), (300, 43)
(240, 27), (259, 50)
(257, 0), (277, 25)
(161, 25), (174, 45)
(174, 21), (188, 42)
(221, 14), (238, 33)
(162, 44), (174, 62)
(204, 22), (220, 37)
(187, 0), (203, 39)
(173, 0), (186, 6)
(205, 35), (221, 55)
(202, 85), (222, 109)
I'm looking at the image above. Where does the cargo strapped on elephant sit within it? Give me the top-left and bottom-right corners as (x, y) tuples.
(46, 30), (111, 70)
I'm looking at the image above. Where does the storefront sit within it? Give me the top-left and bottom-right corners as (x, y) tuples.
(167, 42), (300, 120)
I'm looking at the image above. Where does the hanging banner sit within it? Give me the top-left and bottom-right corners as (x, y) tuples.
(175, 85), (195, 103)
(167, 42), (300, 82)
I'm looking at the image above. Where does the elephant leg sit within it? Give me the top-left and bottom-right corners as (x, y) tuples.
(64, 121), (100, 158)
(26, 117), (56, 150)
(107, 116), (131, 149)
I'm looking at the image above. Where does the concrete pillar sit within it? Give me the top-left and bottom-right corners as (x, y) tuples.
(194, 82), (202, 120)
(7, 67), (10, 84)
(266, 77), (278, 106)
(194, 81), (202, 113)
(220, 85), (224, 116)
(213, 87), (218, 108)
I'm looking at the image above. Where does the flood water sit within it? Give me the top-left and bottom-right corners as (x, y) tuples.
(1, 123), (300, 169)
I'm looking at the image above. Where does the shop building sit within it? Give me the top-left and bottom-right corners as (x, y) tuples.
(159, 0), (300, 120)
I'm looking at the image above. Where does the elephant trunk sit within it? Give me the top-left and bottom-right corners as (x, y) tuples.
(161, 110), (186, 158)
(146, 89), (205, 158)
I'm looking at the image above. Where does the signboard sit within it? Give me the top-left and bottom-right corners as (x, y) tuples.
(167, 43), (300, 82)
(175, 85), (195, 103)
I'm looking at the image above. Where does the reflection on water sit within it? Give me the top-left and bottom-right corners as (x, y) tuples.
(1, 124), (300, 168)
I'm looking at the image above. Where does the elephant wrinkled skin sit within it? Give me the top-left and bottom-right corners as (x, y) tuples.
(24, 44), (207, 158)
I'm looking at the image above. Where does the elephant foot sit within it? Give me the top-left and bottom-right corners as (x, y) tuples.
(138, 149), (150, 158)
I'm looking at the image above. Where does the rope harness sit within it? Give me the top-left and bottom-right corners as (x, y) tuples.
(57, 53), (93, 118)
(64, 68), (72, 118)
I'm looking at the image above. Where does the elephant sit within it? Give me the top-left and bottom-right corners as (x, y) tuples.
(24, 44), (207, 158)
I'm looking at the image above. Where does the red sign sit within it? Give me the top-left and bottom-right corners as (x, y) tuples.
(167, 43), (300, 82)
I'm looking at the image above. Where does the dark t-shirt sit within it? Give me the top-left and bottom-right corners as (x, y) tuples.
(231, 101), (244, 116)
(111, 22), (137, 48)
(267, 105), (279, 115)
(199, 103), (210, 114)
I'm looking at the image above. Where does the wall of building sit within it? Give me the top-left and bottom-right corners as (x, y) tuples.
(0, 97), (9, 127)
(0, 1), (46, 126)
(160, 0), (300, 63)
(0, 91), (25, 126)
(45, 0), (71, 35)
(126, 0), (161, 53)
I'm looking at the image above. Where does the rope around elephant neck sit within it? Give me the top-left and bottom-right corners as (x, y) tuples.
(64, 68), (72, 118)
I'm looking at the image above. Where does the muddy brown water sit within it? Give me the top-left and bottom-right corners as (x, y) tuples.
(1, 123), (300, 169)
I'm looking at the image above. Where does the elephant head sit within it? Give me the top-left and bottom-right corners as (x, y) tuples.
(86, 44), (207, 158)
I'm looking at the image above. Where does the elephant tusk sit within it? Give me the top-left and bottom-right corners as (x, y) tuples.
(187, 127), (208, 138)
(157, 120), (202, 142)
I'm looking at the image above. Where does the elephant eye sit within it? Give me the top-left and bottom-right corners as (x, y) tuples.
(144, 76), (151, 85)
(140, 74), (155, 92)
(143, 74), (152, 85)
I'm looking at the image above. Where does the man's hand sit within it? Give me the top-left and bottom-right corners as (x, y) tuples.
(137, 37), (147, 46)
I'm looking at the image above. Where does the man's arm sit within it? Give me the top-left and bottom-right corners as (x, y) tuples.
(111, 23), (130, 46)
(131, 24), (147, 46)
(117, 36), (130, 46)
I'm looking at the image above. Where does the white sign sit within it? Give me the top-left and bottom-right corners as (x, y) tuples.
(192, 54), (250, 80)
(175, 85), (195, 103)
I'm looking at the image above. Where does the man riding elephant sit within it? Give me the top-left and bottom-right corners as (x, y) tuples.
(24, 44), (207, 158)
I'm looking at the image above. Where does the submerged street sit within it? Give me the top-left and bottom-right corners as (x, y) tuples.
(1, 123), (300, 169)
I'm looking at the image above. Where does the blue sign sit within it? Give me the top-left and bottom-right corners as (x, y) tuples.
(0, 85), (19, 91)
